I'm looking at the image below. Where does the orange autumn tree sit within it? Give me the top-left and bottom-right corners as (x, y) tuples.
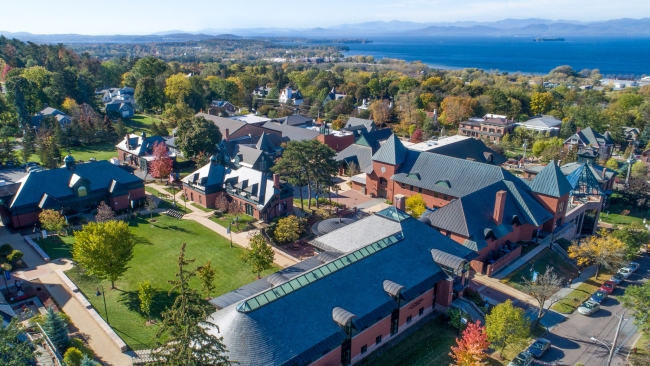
(149, 141), (173, 181)
(449, 320), (490, 366)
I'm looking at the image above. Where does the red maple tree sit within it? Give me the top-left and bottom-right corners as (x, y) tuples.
(149, 141), (173, 180)
(449, 320), (490, 366)
(410, 129), (423, 143)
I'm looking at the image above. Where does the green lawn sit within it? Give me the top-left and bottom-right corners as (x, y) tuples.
(210, 213), (256, 233)
(551, 271), (613, 314)
(501, 249), (578, 291)
(600, 203), (650, 227)
(191, 203), (213, 213)
(125, 114), (170, 136)
(38, 235), (76, 259)
(28, 142), (118, 164)
(65, 214), (279, 351)
(145, 186), (190, 213)
(357, 316), (463, 366)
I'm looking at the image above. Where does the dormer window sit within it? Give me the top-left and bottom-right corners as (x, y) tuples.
(78, 186), (87, 197)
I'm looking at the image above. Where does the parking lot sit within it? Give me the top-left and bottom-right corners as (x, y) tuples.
(0, 167), (29, 183)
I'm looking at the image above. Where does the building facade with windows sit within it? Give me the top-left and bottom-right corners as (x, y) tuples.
(207, 207), (477, 366)
(458, 114), (515, 142)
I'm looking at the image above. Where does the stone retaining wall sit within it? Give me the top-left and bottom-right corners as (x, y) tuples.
(55, 269), (127, 352)
(23, 236), (50, 262)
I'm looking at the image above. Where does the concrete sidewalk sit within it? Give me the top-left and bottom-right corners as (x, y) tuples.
(2, 229), (133, 366)
(492, 242), (549, 280)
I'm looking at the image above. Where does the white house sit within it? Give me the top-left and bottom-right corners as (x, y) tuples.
(278, 87), (303, 106)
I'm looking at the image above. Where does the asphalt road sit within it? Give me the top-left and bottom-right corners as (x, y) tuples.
(537, 252), (649, 366)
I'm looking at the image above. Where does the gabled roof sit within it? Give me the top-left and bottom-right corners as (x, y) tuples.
(11, 161), (143, 209)
(182, 160), (226, 193)
(520, 115), (563, 129)
(354, 129), (392, 152)
(525, 160), (573, 198)
(207, 212), (475, 366)
(255, 132), (275, 153)
(426, 180), (553, 251)
(196, 112), (247, 135)
(565, 163), (605, 197)
(344, 117), (376, 133)
(419, 137), (506, 165)
(115, 134), (166, 156)
(335, 129), (393, 174)
(274, 115), (313, 127)
(566, 127), (611, 147)
(561, 162), (617, 183)
(391, 151), (520, 197)
(372, 133), (408, 165)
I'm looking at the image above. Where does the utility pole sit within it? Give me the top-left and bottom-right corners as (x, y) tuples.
(523, 139), (528, 161)
(607, 311), (625, 366)
(625, 155), (633, 186)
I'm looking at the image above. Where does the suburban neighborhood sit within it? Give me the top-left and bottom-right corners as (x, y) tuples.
(1, 31), (650, 366)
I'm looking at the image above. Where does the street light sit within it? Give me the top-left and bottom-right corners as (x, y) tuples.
(95, 285), (109, 325)
(589, 311), (627, 366)
(625, 155), (633, 186)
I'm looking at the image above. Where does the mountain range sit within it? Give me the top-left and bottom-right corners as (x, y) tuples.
(2, 18), (650, 43)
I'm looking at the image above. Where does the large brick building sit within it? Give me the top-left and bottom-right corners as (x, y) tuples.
(6, 155), (145, 228)
(458, 114), (515, 142)
(207, 207), (479, 366)
(181, 156), (293, 221)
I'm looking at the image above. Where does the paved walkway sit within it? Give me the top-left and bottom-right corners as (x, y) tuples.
(492, 241), (549, 280)
(0, 228), (134, 366)
(146, 184), (299, 268)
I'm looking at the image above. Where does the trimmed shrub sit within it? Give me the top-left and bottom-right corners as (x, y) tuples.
(7, 249), (23, 262)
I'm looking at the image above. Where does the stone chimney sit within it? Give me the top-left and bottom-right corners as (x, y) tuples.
(576, 127), (581, 133)
(273, 174), (280, 190)
(394, 194), (406, 211)
(224, 128), (230, 141)
(493, 190), (507, 225)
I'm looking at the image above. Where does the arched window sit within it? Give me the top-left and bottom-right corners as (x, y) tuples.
(379, 177), (388, 185)
(78, 186), (87, 197)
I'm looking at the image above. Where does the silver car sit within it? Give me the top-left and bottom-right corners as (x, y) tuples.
(507, 351), (533, 366)
(578, 300), (601, 316)
(626, 262), (640, 272)
(618, 267), (634, 279)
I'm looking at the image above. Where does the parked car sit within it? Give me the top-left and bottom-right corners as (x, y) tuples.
(617, 267), (634, 279)
(27, 165), (44, 173)
(626, 262), (640, 272)
(578, 300), (601, 316)
(5, 160), (15, 168)
(600, 281), (616, 295)
(589, 290), (608, 303)
(507, 351), (533, 366)
(609, 273), (625, 285)
(526, 338), (551, 359)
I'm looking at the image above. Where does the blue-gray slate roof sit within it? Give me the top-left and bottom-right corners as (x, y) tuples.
(11, 161), (143, 209)
(525, 160), (573, 198)
(206, 212), (475, 366)
(372, 133), (408, 165)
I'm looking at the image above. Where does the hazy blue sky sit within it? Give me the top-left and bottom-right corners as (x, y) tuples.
(2, 0), (650, 34)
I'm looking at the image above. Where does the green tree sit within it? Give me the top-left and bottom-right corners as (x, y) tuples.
(521, 266), (564, 329)
(242, 234), (275, 279)
(639, 121), (650, 148)
(0, 318), (36, 366)
(72, 220), (135, 289)
(532, 140), (549, 157)
(42, 307), (69, 351)
(21, 127), (36, 163)
(165, 73), (192, 104)
(605, 158), (619, 171)
(273, 216), (306, 244)
(135, 77), (164, 113)
(176, 116), (222, 157)
(131, 57), (169, 80)
(405, 194), (426, 218)
(39, 209), (66, 232)
(64, 348), (84, 366)
(272, 141), (309, 210)
(115, 118), (126, 138)
(610, 225), (650, 260)
(197, 261), (216, 299)
(138, 281), (155, 322)
(80, 354), (99, 366)
(621, 281), (650, 335)
(153, 243), (233, 365)
(631, 160), (647, 178)
(485, 300), (530, 357)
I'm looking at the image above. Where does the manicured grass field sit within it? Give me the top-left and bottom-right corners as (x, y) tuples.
(600, 203), (650, 227)
(28, 142), (118, 164)
(65, 214), (279, 350)
(38, 235), (76, 259)
(501, 249), (578, 291)
(145, 186), (190, 213)
(211, 213), (255, 233)
(126, 114), (170, 136)
(191, 203), (213, 213)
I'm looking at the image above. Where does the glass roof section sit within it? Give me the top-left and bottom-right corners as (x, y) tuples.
(236, 231), (404, 313)
(376, 206), (411, 222)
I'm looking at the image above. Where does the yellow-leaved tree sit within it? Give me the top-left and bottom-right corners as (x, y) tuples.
(39, 209), (66, 232)
(568, 229), (626, 279)
(405, 194), (426, 218)
(530, 92), (554, 115)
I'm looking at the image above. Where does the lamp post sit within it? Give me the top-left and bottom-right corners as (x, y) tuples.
(589, 311), (627, 366)
(522, 139), (528, 161)
(95, 285), (109, 325)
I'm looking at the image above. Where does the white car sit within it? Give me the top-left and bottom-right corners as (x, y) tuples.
(578, 301), (601, 316)
(626, 262), (640, 272)
(618, 267), (634, 279)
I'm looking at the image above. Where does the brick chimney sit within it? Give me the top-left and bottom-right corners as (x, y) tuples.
(125, 134), (130, 150)
(224, 128), (230, 141)
(273, 173), (280, 190)
(394, 194), (406, 211)
(493, 190), (507, 225)
(576, 127), (581, 133)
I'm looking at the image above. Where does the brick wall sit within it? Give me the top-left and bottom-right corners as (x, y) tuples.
(486, 244), (522, 276)
(312, 346), (342, 366)
(318, 134), (355, 152)
(350, 317), (392, 362)
(11, 210), (41, 228)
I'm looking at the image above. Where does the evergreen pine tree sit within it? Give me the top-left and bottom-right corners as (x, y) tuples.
(640, 121), (650, 149)
(115, 118), (127, 138)
(21, 127), (36, 163)
(54, 122), (65, 147)
(153, 243), (232, 365)
(42, 307), (69, 351)
(80, 354), (98, 366)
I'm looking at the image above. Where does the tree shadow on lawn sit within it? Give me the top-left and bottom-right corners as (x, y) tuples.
(132, 234), (153, 246)
(118, 288), (177, 322)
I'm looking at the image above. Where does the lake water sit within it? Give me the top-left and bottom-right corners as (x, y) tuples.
(340, 37), (650, 77)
